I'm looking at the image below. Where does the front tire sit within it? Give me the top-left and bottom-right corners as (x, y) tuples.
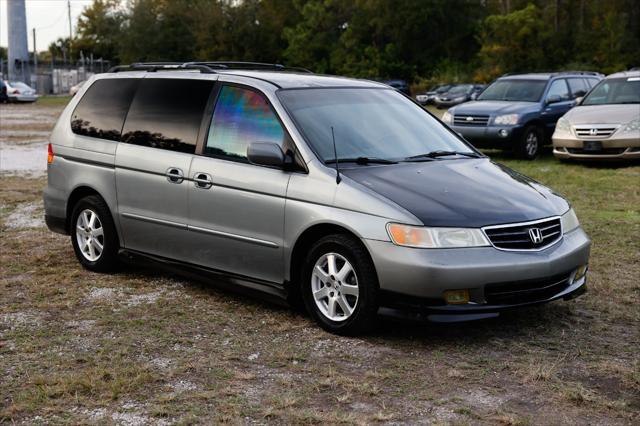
(301, 234), (378, 335)
(70, 195), (120, 272)
(515, 125), (543, 160)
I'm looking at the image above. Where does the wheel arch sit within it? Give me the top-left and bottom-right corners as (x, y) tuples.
(65, 186), (112, 233)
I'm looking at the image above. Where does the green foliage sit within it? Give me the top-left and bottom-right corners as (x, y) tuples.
(64, 0), (640, 82)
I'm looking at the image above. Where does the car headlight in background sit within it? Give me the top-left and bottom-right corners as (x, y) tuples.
(561, 208), (580, 233)
(494, 114), (520, 125)
(555, 117), (571, 133)
(387, 223), (490, 248)
(442, 111), (452, 124)
(621, 118), (640, 134)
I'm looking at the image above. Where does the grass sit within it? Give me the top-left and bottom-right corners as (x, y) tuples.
(35, 95), (73, 107)
(1, 101), (639, 424)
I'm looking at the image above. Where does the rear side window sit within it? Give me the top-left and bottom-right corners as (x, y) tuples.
(71, 78), (139, 141)
(567, 78), (588, 97)
(121, 78), (214, 153)
(586, 78), (600, 88)
(205, 85), (287, 162)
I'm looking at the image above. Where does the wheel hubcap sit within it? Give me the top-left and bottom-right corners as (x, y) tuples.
(526, 131), (538, 157)
(311, 253), (359, 322)
(75, 209), (104, 262)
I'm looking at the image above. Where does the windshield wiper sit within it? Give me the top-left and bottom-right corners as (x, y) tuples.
(404, 151), (482, 161)
(325, 156), (398, 165)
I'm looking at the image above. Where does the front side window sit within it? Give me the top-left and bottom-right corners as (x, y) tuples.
(71, 78), (139, 141)
(546, 79), (570, 101)
(477, 79), (547, 102)
(278, 88), (475, 162)
(121, 78), (214, 153)
(567, 78), (588, 97)
(205, 85), (287, 162)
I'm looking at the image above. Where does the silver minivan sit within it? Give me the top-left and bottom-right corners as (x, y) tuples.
(44, 62), (591, 334)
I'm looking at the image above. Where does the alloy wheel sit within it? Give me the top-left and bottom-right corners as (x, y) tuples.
(311, 253), (359, 322)
(75, 209), (104, 261)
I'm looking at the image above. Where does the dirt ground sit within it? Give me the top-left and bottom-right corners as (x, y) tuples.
(1, 100), (639, 425)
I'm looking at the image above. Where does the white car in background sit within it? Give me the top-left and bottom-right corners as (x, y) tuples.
(69, 81), (87, 96)
(3, 80), (38, 102)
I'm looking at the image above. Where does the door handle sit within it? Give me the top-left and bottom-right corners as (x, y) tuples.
(166, 167), (184, 184)
(193, 172), (213, 189)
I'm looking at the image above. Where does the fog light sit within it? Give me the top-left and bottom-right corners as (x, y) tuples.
(498, 129), (509, 138)
(574, 264), (588, 281)
(443, 289), (470, 305)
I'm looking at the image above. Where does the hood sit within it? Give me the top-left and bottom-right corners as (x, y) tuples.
(451, 100), (538, 116)
(341, 159), (569, 227)
(564, 104), (640, 125)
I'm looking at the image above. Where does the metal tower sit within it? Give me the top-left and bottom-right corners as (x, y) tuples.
(7, 0), (30, 83)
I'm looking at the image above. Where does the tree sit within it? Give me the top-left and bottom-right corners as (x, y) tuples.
(75, 0), (124, 61)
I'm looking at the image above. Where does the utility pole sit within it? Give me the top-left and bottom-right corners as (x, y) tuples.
(33, 28), (38, 92)
(68, 0), (73, 64)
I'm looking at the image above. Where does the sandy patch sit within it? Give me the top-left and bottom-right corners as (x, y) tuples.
(0, 142), (47, 177)
(1, 311), (43, 330)
(4, 201), (45, 229)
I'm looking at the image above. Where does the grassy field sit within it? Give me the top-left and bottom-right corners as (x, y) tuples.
(1, 101), (639, 424)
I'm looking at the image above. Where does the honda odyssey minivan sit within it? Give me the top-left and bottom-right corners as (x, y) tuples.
(44, 62), (591, 334)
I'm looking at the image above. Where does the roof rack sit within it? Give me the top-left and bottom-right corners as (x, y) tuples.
(108, 62), (218, 74)
(107, 61), (313, 74)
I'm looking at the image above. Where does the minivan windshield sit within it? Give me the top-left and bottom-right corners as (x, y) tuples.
(477, 79), (547, 102)
(278, 88), (476, 162)
(581, 77), (640, 105)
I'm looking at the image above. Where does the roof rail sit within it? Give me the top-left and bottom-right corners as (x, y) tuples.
(186, 61), (313, 73)
(551, 70), (603, 76)
(107, 62), (218, 74)
(107, 61), (313, 74)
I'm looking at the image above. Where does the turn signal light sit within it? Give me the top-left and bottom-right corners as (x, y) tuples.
(574, 264), (588, 281)
(443, 289), (470, 305)
(47, 143), (54, 164)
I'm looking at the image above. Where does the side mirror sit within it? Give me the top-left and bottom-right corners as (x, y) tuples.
(545, 94), (562, 105)
(574, 96), (584, 105)
(247, 142), (285, 168)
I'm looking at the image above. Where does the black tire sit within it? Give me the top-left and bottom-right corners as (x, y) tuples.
(301, 234), (378, 335)
(515, 125), (543, 160)
(70, 195), (120, 272)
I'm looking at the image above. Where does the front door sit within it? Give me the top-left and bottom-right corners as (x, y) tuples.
(187, 84), (294, 284)
(542, 78), (574, 134)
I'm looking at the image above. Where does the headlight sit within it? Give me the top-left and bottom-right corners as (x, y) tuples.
(494, 114), (520, 125)
(561, 208), (580, 233)
(621, 118), (640, 134)
(442, 111), (452, 124)
(555, 117), (571, 133)
(387, 223), (490, 248)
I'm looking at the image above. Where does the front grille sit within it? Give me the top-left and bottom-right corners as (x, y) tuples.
(453, 114), (489, 126)
(574, 126), (617, 139)
(484, 271), (572, 305)
(483, 217), (562, 250)
(567, 147), (627, 155)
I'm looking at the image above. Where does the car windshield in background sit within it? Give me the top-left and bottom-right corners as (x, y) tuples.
(9, 82), (31, 90)
(448, 85), (473, 94)
(581, 77), (640, 105)
(278, 88), (475, 162)
(477, 79), (547, 102)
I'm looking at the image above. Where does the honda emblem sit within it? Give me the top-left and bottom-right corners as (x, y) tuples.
(528, 228), (543, 244)
(590, 128), (598, 136)
(466, 116), (474, 121)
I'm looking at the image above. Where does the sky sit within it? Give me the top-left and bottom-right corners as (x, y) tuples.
(0, 0), (94, 51)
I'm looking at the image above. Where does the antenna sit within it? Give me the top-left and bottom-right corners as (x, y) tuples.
(331, 126), (341, 184)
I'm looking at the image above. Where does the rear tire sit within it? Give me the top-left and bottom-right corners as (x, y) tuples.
(70, 195), (120, 272)
(515, 125), (543, 160)
(301, 234), (378, 335)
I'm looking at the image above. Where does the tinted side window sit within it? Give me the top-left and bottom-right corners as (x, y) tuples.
(586, 78), (600, 88)
(567, 78), (588, 97)
(71, 78), (139, 141)
(546, 79), (570, 101)
(205, 85), (288, 162)
(121, 78), (214, 153)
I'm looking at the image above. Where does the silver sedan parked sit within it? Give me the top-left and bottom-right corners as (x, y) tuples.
(3, 80), (38, 102)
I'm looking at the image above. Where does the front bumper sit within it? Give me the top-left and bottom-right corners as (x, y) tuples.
(364, 227), (590, 316)
(8, 94), (38, 102)
(553, 134), (640, 160)
(451, 124), (524, 146)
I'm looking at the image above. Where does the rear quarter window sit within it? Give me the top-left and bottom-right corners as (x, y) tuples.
(71, 78), (139, 141)
(121, 78), (214, 154)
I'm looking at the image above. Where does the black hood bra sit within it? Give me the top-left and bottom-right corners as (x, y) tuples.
(341, 159), (569, 228)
